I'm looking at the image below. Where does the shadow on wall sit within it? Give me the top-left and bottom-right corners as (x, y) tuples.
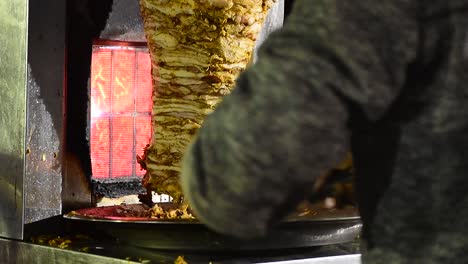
(66, 0), (113, 180)
(26, 0), (113, 187)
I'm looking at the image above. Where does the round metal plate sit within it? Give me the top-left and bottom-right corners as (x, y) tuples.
(64, 203), (362, 251)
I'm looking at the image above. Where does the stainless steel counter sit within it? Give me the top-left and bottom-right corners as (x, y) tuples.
(0, 237), (361, 264)
(0, 238), (140, 264)
(257, 254), (361, 264)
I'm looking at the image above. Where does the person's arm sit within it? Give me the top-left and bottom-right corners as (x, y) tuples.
(181, 0), (419, 239)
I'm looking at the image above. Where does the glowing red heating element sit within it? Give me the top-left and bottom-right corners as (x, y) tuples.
(90, 45), (152, 179)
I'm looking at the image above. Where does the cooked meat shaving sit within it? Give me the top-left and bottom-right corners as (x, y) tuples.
(149, 203), (195, 219)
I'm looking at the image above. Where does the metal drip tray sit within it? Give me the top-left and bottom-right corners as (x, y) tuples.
(64, 203), (362, 251)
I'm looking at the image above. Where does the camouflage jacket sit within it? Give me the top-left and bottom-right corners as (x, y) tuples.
(181, 0), (468, 263)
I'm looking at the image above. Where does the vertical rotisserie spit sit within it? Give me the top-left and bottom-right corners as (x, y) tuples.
(138, 0), (276, 202)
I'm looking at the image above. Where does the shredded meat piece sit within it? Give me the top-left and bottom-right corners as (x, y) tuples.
(174, 256), (188, 264)
(149, 203), (195, 220)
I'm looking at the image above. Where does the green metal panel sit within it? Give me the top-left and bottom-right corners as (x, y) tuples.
(0, 0), (28, 239)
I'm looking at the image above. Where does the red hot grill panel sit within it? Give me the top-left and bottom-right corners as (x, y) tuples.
(90, 45), (152, 179)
